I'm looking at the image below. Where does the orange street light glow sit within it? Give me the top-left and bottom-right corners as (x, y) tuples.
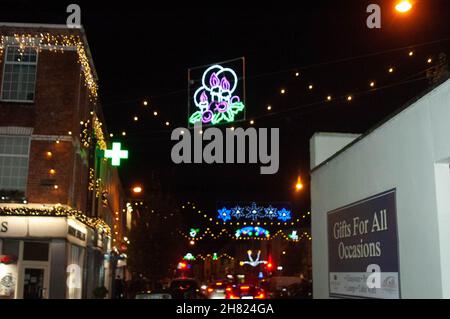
(132, 186), (142, 193)
(395, 1), (412, 13)
(295, 176), (303, 191)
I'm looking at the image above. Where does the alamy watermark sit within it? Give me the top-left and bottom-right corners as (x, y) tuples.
(171, 123), (279, 175)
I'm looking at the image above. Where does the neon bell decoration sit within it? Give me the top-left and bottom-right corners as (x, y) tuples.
(189, 64), (245, 126)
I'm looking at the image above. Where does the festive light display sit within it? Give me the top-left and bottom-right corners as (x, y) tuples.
(104, 142), (128, 166)
(0, 205), (110, 235)
(0, 33), (98, 100)
(217, 203), (292, 222)
(189, 228), (199, 238)
(189, 64), (245, 126)
(92, 115), (107, 150)
(183, 253), (196, 261)
(235, 226), (270, 238)
(288, 230), (299, 241)
(195, 253), (234, 261)
(239, 250), (267, 267)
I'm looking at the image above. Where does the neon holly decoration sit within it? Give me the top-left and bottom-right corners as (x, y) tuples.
(189, 64), (245, 126)
(235, 226), (270, 238)
(104, 142), (128, 166)
(212, 253), (218, 261)
(189, 228), (200, 238)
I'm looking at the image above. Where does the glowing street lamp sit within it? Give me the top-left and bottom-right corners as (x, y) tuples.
(132, 186), (142, 194)
(295, 176), (303, 191)
(395, 0), (412, 13)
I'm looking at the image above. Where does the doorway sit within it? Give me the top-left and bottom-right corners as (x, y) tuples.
(22, 266), (48, 299)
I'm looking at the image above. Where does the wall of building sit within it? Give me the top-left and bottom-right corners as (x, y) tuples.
(310, 79), (450, 298)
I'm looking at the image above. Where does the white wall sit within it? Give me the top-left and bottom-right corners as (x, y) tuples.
(310, 79), (450, 298)
(310, 132), (360, 169)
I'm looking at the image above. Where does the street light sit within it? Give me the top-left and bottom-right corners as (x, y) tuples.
(295, 176), (303, 191)
(395, 0), (412, 13)
(132, 186), (142, 194)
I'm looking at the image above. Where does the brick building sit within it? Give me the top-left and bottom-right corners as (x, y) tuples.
(0, 23), (126, 299)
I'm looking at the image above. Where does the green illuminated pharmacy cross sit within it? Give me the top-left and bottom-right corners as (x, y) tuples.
(104, 142), (128, 166)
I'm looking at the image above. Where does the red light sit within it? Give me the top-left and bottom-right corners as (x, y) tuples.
(267, 263), (273, 269)
(179, 262), (187, 269)
(228, 294), (239, 299)
(240, 285), (250, 290)
(226, 287), (232, 292)
(255, 292), (265, 299)
(207, 288), (214, 293)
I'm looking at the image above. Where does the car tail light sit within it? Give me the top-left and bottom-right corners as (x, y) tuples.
(207, 288), (214, 293)
(226, 287), (232, 292)
(240, 285), (250, 290)
(228, 294), (239, 299)
(255, 292), (265, 299)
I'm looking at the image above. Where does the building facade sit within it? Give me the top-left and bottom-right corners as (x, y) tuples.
(310, 78), (450, 298)
(0, 23), (126, 299)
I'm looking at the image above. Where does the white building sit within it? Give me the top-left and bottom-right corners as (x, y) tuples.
(310, 78), (450, 298)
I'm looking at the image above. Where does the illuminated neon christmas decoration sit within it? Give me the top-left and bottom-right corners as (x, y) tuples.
(217, 208), (232, 222)
(277, 208), (291, 222)
(189, 228), (200, 238)
(183, 253), (196, 261)
(240, 250), (267, 267)
(245, 202), (264, 221)
(104, 142), (128, 166)
(189, 64), (245, 126)
(288, 230), (299, 241)
(217, 203), (292, 222)
(213, 253), (218, 261)
(235, 226), (270, 238)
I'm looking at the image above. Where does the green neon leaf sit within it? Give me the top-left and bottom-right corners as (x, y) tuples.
(211, 112), (223, 125)
(222, 110), (235, 123)
(230, 102), (245, 115)
(189, 111), (202, 124)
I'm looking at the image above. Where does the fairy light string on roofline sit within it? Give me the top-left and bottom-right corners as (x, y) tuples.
(0, 33), (99, 100)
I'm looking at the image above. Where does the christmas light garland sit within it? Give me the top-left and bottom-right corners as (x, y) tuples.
(0, 205), (111, 235)
(0, 33), (98, 100)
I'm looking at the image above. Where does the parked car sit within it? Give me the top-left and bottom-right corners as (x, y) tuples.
(205, 281), (227, 299)
(170, 278), (205, 299)
(226, 284), (266, 299)
(135, 290), (172, 299)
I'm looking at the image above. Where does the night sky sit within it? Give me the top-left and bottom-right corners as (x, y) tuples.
(2, 0), (450, 214)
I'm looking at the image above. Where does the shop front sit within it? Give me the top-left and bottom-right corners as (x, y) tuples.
(0, 213), (110, 299)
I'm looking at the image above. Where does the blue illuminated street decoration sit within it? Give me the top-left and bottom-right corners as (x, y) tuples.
(217, 203), (292, 222)
(230, 206), (245, 219)
(235, 226), (270, 238)
(217, 207), (231, 222)
(264, 205), (278, 219)
(277, 208), (291, 222)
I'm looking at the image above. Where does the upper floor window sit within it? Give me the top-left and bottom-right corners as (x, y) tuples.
(1, 46), (38, 102)
(0, 135), (30, 193)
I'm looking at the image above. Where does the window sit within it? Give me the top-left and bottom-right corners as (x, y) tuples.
(23, 242), (49, 261)
(1, 46), (38, 102)
(0, 135), (30, 192)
